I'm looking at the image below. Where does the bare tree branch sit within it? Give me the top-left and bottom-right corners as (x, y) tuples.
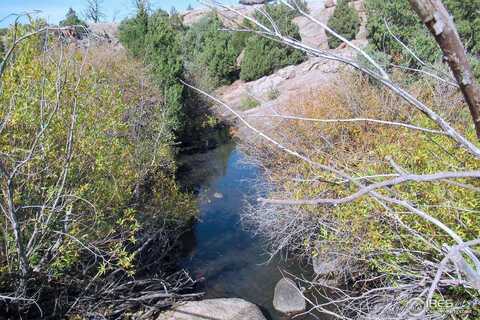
(410, 0), (480, 140)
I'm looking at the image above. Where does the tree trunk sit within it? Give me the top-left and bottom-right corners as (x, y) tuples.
(409, 0), (480, 140)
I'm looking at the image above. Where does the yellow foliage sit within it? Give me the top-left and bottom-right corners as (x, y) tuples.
(256, 70), (480, 268)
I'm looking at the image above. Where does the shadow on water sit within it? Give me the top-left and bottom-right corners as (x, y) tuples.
(177, 142), (318, 320)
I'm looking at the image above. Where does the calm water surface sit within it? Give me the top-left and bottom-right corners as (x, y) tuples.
(177, 143), (316, 320)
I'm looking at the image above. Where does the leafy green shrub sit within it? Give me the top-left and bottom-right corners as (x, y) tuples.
(327, 0), (360, 49)
(245, 70), (480, 316)
(0, 22), (196, 293)
(240, 3), (305, 81)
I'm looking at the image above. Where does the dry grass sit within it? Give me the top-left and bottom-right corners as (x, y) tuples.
(239, 70), (480, 318)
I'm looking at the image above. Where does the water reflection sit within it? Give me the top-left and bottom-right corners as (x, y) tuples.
(177, 143), (317, 320)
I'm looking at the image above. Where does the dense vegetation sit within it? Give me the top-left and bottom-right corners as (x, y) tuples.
(235, 1), (480, 318)
(117, 2), (306, 151)
(119, 2), (305, 91)
(327, 0), (360, 49)
(0, 19), (196, 318)
(365, 0), (480, 77)
(245, 68), (480, 317)
(239, 4), (306, 81)
(5, 1), (480, 318)
(181, 14), (242, 89)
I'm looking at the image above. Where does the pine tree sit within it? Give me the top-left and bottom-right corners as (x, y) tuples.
(240, 3), (305, 81)
(327, 0), (360, 49)
(145, 10), (185, 133)
(59, 8), (86, 27)
(118, 3), (149, 57)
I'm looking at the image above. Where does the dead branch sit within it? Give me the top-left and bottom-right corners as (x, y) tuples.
(410, 0), (480, 140)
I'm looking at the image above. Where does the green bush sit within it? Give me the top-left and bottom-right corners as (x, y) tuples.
(365, 0), (438, 65)
(365, 0), (480, 79)
(118, 5), (149, 58)
(0, 31), (5, 62)
(327, 0), (360, 49)
(0, 22), (196, 296)
(240, 3), (305, 81)
(239, 95), (260, 110)
(182, 15), (241, 88)
(118, 8), (227, 151)
(444, 0), (480, 55)
(145, 10), (185, 133)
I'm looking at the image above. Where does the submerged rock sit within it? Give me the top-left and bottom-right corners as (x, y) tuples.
(273, 278), (306, 314)
(312, 253), (340, 275)
(157, 298), (266, 320)
(213, 192), (224, 199)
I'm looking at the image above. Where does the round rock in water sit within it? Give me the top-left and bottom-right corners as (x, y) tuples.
(273, 278), (306, 314)
(213, 192), (224, 199)
(157, 298), (266, 320)
(312, 254), (339, 275)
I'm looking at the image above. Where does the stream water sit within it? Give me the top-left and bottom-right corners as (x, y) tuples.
(177, 143), (316, 320)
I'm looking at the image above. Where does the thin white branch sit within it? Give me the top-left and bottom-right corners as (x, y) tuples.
(246, 114), (447, 135)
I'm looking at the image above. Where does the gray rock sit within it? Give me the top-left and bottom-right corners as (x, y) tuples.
(312, 253), (340, 275)
(325, 0), (336, 8)
(236, 49), (245, 68)
(239, 0), (270, 5)
(273, 278), (306, 314)
(213, 192), (224, 199)
(157, 298), (266, 320)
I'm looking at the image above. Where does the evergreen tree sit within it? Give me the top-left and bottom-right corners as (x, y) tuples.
(240, 3), (305, 81)
(59, 8), (86, 27)
(118, 3), (149, 58)
(59, 8), (87, 38)
(145, 10), (185, 133)
(327, 0), (360, 49)
(365, 0), (479, 77)
(197, 16), (240, 86)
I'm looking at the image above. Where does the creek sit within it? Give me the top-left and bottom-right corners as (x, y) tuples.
(177, 142), (316, 320)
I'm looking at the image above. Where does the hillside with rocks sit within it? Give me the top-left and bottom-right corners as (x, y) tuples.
(214, 0), (368, 122)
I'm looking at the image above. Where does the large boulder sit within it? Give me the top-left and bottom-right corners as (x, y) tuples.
(157, 298), (267, 320)
(273, 278), (306, 314)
